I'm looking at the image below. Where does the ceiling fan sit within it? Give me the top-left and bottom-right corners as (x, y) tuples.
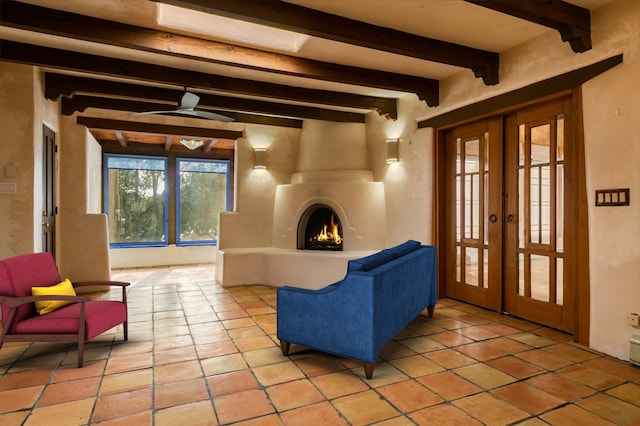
(136, 91), (234, 122)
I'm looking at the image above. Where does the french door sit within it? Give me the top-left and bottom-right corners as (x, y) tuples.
(444, 97), (576, 333)
(445, 118), (503, 312)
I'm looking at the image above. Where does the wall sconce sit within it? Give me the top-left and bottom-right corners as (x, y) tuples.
(254, 148), (267, 169)
(386, 138), (399, 164)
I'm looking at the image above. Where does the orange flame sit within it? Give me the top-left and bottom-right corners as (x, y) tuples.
(314, 214), (342, 244)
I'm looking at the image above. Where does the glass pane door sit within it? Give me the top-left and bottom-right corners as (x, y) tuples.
(504, 99), (573, 332)
(445, 119), (502, 310)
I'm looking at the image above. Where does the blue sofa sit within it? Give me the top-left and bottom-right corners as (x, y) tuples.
(276, 240), (437, 379)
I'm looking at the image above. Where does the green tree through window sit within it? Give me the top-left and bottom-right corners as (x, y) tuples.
(177, 158), (230, 245)
(104, 155), (167, 247)
(104, 155), (230, 248)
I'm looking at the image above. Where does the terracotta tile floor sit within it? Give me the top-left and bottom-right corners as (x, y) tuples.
(1, 264), (640, 425)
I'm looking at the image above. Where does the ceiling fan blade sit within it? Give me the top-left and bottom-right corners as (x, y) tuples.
(192, 110), (234, 122)
(132, 90), (233, 122)
(133, 110), (176, 116)
(179, 92), (200, 110)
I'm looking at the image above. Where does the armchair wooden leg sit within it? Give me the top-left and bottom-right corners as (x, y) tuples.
(364, 362), (375, 379)
(427, 305), (435, 318)
(77, 339), (85, 368)
(78, 304), (86, 368)
(123, 321), (128, 341)
(280, 341), (291, 356)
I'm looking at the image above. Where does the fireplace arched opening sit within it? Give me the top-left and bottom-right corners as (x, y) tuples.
(297, 204), (343, 251)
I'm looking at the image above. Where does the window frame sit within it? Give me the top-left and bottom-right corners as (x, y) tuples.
(103, 153), (169, 248)
(103, 148), (234, 249)
(175, 157), (231, 247)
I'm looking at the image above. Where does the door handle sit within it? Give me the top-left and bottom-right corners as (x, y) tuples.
(489, 214), (497, 223)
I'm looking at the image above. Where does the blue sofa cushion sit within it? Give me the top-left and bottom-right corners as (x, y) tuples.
(347, 240), (422, 272)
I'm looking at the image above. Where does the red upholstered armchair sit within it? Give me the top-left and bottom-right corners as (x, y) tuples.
(0, 252), (129, 367)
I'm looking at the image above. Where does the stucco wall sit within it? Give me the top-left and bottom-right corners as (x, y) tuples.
(218, 125), (301, 249)
(581, 0), (640, 359)
(0, 62), (58, 259)
(56, 117), (111, 281)
(366, 95), (433, 246)
(0, 62), (35, 258)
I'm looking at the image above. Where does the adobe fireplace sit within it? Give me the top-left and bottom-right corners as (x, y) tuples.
(216, 121), (390, 289)
(298, 204), (343, 251)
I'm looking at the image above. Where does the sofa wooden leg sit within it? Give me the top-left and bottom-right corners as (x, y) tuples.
(427, 305), (435, 318)
(364, 362), (374, 379)
(280, 341), (291, 356)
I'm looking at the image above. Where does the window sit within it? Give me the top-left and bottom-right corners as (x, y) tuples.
(177, 158), (230, 246)
(104, 155), (168, 247)
(104, 154), (231, 248)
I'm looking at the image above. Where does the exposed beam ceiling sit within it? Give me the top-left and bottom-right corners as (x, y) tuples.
(0, 40), (396, 119)
(465, 0), (591, 52)
(77, 117), (240, 155)
(77, 116), (244, 140)
(68, 96), (305, 129)
(152, 0), (502, 85)
(46, 73), (362, 124)
(0, 1), (439, 106)
(0, 0), (595, 149)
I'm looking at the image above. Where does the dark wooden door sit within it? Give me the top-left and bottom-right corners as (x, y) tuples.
(42, 125), (56, 256)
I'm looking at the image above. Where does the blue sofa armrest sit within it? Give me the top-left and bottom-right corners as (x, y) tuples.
(277, 273), (379, 363)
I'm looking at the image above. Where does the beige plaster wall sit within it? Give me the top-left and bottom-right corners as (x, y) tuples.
(581, 0), (640, 359)
(297, 120), (368, 172)
(0, 62), (58, 259)
(110, 244), (218, 269)
(56, 116), (111, 281)
(218, 125), (301, 249)
(366, 95), (433, 246)
(0, 62), (35, 258)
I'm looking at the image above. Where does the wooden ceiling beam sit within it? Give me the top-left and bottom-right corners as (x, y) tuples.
(0, 40), (396, 118)
(76, 117), (244, 140)
(0, 1), (438, 105)
(45, 73), (365, 123)
(69, 96), (304, 128)
(465, 0), (591, 52)
(115, 131), (128, 148)
(153, 0), (500, 85)
(164, 136), (173, 152)
(99, 139), (234, 159)
(204, 140), (219, 154)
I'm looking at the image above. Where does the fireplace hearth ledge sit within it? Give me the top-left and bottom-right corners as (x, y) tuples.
(215, 248), (376, 290)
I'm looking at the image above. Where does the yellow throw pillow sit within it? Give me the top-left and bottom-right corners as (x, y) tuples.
(32, 278), (77, 315)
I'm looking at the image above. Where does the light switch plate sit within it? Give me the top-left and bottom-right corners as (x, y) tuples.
(595, 188), (630, 206)
(0, 182), (17, 193)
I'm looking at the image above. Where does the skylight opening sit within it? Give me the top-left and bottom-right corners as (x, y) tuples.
(156, 4), (311, 53)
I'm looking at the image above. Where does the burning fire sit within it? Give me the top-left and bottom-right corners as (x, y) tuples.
(314, 214), (342, 245)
